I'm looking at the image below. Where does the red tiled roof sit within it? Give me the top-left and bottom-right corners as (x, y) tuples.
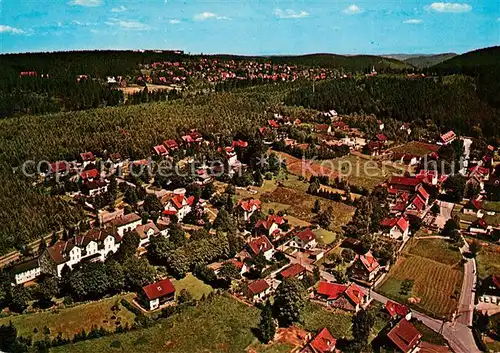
(247, 279), (270, 295)
(80, 152), (95, 162)
(309, 327), (337, 352)
(295, 229), (316, 243)
(387, 319), (422, 353)
(315, 124), (329, 131)
(356, 252), (380, 273)
(163, 139), (179, 149)
(440, 131), (456, 143)
(344, 283), (365, 305)
(389, 176), (421, 188)
(376, 134), (388, 141)
(279, 263), (306, 279)
(467, 199), (483, 210)
(492, 274), (500, 289)
(232, 139), (248, 148)
(228, 259), (245, 270)
(247, 236), (273, 255)
(49, 161), (70, 173)
(238, 199), (261, 212)
(268, 119), (279, 128)
(417, 185), (430, 201)
(396, 217), (409, 233)
(386, 301), (409, 318)
(182, 135), (194, 143)
(153, 144), (168, 155)
(142, 279), (175, 300)
(411, 195), (426, 211)
(317, 282), (347, 300)
(380, 218), (398, 228)
(80, 168), (99, 180)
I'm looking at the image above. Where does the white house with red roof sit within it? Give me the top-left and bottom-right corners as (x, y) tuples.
(134, 221), (160, 248)
(289, 229), (317, 250)
(278, 263), (307, 280)
(302, 327), (337, 353)
(415, 185), (430, 206)
(141, 278), (176, 311)
(79, 168), (100, 182)
(254, 215), (286, 238)
(162, 189), (195, 222)
(316, 281), (368, 312)
(349, 251), (381, 283)
(246, 235), (274, 261)
(377, 120), (385, 130)
(246, 279), (272, 302)
(478, 274), (500, 304)
(80, 152), (95, 167)
(237, 198), (261, 221)
(380, 217), (410, 240)
(48, 161), (72, 176)
(439, 130), (456, 145)
(386, 318), (422, 353)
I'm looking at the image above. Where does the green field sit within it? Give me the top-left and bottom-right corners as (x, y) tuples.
(0, 294), (136, 342)
(51, 295), (260, 353)
(301, 302), (353, 339)
(172, 273), (213, 300)
(412, 320), (447, 346)
(476, 243), (500, 279)
(405, 238), (462, 266)
(482, 201), (500, 213)
(377, 238), (463, 319)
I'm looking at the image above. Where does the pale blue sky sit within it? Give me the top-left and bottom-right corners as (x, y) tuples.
(1, 0), (499, 54)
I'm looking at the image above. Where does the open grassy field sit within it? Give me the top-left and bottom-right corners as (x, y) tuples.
(476, 243), (500, 279)
(482, 201), (500, 213)
(261, 186), (355, 232)
(405, 238), (462, 266)
(377, 254), (463, 319)
(0, 294), (136, 342)
(387, 141), (440, 157)
(51, 295), (260, 353)
(172, 273), (213, 300)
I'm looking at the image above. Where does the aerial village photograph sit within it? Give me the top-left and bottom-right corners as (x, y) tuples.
(0, 0), (499, 352)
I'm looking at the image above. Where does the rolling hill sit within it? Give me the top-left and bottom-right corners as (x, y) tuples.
(403, 53), (456, 68)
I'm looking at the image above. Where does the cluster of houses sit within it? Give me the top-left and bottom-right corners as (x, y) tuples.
(138, 58), (339, 87)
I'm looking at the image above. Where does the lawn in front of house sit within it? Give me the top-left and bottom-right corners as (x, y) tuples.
(171, 273), (213, 300)
(51, 294), (260, 353)
(0, 293), (136, 342)
(483, 201), (500, 213)
(476, 243), (500, 280)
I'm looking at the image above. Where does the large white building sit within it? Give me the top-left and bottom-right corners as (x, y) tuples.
(39, 228), (122, 277)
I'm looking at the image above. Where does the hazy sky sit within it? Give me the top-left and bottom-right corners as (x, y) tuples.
(1, 0), (499, 54)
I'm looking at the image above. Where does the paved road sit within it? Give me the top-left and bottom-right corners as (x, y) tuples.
(457, 236), (477, 327)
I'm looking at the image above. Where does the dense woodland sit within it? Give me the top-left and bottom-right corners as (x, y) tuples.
(0, 46), (499, 255)
(285, 75), (500, 143)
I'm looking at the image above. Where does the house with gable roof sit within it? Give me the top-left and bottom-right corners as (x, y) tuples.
(10, 259), (41, 285)
(463, 198), (484, 218)
(246, 235), (274, 261)
(141, 278), (176, 311)
(439, 130), (456, 145)
(289, 228), (317, 250)
(39, 228), (122, 277)
(80, 151), (95, 167)
(316, 281), (368, 312)
(380, 217), (410, 240)
(254, 215), (286, 238)
(278, 263), (307, 281)
(245, 279), (272, 302)
(236, 198), (261, 222)
(478, 274), (500, 304)
(162, 189), (195, 221)
(385, 301), (412, 321)
(163, 139), (179, 151)
(134, 220), (160, 248)
(106, 213), (142, 237)
(301, 327), (337, 353)
(385, 318), (422, 353)
(153, 144), (168, 157)
(348, 251), (381, 283)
